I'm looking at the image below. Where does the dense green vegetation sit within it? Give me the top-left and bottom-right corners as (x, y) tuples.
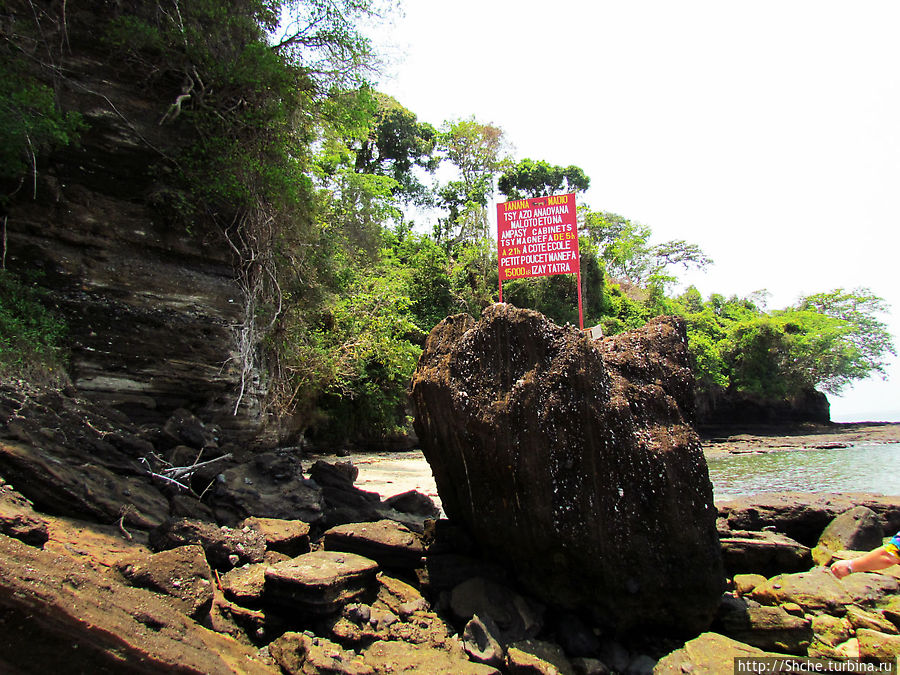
(2, 0), (894, 442)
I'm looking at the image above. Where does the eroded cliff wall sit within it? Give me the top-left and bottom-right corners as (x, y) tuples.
(3, 11), (265, 440)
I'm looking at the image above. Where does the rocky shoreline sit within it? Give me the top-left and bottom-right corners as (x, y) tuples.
(700, 422), (900, 458)
(1, 381), (900, 672)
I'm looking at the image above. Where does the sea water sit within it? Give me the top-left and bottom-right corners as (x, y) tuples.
(707, 442), (900, 500)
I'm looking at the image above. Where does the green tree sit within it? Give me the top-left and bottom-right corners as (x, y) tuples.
(498, 158), (590, 199)
(581, 209), (711, 287)
(435, 117), (508, 244)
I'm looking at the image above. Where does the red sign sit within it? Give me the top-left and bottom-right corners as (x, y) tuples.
(496, 193), (580, 281)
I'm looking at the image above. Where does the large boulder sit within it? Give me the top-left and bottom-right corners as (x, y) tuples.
(718, 493), (900, 547)
(410, 306), (723, 634)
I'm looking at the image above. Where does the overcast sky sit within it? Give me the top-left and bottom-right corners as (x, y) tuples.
(374, 1), (900, 421)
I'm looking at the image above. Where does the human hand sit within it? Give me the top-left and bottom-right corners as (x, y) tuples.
(830, 559), (853, 579)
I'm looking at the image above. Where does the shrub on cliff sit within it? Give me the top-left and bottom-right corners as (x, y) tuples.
(0, 270), (67, 383)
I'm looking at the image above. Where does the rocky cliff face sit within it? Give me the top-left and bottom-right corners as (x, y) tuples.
(4, 47), (263, 439)
(696, 387), (831, 427)
(410, 305), (724, 635)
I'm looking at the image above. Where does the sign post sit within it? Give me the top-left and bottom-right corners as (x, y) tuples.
(496, 192), (583, 329)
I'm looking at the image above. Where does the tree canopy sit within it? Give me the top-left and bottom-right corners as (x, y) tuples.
(3, 0), (894, 442)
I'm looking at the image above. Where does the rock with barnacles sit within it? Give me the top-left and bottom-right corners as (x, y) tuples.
(410, 304), (723, 635)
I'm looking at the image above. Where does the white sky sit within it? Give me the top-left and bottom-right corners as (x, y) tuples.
(374, 1), (900, 422)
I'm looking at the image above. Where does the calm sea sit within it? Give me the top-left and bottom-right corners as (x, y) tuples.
(707, 442), (900, 500)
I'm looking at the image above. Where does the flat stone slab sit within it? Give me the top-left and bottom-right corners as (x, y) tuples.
(324, 519), (425, 569)
(264, 550), (378, 615)
(240, 517), (310, 557)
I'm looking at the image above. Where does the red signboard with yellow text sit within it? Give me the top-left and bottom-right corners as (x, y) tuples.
(496, 192), (584, 327)
(497, 192), (579, 280)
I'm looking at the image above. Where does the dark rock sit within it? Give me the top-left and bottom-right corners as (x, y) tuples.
(714, 595), (812, 654)
(0, 481), (49, 546)
(308, 460), (385, 526)
(0, 438), (170, 529)
(813, 506), (885, 565)
(463, 614), (505, 667)
(719, 529), (812, 577)
(410, 306), (723, 634)
(696, 386), (830, 425)
(552, 612), (601, 658)
(310, 460), (360, 487)
(210, 451), (325, 526)
(424, 553), (509, 595)
(324, 519), (425, 570)
(570, 657), (610, 675)
(719, 493), (900, 547)
(149, 517), (266, 570)
(385, 489), (441, 518)
(0, 385), (171, 529)
(264, 550), (379, 616)
(0, 533), (276, 674)
(449, 576), (544, 644)
(240, 516), (311, 558)
(116, 544), (214, 620)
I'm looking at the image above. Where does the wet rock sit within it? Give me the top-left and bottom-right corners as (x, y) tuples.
(0, 481), (49, 546)
(268, 631), (375, 675)
(241, 516), (311, 557)
(750, 569), (852, 614)
(361, 639), (500, 675)
(506, 638), (575, 675)
(719, 493), (900, 547)
(211, 451), (325, 526)
(0, 533), (276, 673)
(410, 307), (723, 634)
(450, 576), (544, 644)
(116, 544), (214, 619)
(813, 506), (884, 565)
(714, 595), (812, 654)
(324, 519), (425, 570)
(719, 529), (812, 577)
(149, 517), (266, 570)
(463, 614), (505, 667)
(264, 550), (378, 616)
(384, 489), (441, 519)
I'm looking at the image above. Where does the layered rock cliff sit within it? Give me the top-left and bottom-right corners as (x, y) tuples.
(3, 11), (264, 440)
